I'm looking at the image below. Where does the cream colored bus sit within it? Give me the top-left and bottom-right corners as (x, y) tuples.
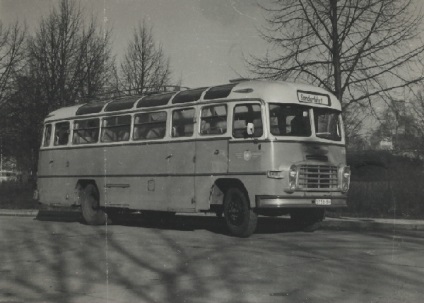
(35, 80), (350, 237)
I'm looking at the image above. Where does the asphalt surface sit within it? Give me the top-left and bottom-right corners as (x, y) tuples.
(0, 208), (424, 232)
(1, 213), (423, 303)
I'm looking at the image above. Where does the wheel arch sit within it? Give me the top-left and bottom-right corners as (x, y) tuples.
(212, 178), (251, 206)
(75, 179), (100, 206)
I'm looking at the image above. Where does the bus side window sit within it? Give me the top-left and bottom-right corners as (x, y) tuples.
(73, 118), (99, 144)
(134, 111), (167, 140)
(101, 115), (131, 142)
(172, 108), (195, 138)
(200, 105), (227, 135)
(232, 104), (263, 138)
(43, 124), (52, 147)
(54, 122), (70, 146)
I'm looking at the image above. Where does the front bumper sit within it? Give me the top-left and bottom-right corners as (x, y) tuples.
(256, 195), (347, 208)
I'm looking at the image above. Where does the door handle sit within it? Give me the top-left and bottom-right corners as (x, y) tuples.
(166, 154), (173, 160)
(214, 150), (220, 155)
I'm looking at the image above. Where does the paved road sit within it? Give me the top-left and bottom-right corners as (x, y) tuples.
(1, 213), (423, 303)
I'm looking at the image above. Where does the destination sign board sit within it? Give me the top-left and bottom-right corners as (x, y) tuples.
(297, 91), (330, 106)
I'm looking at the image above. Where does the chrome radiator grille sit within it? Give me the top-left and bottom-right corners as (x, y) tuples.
(298, 165), (338, 190)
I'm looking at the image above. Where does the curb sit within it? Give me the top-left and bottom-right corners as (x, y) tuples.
(0, 209), (423, 232)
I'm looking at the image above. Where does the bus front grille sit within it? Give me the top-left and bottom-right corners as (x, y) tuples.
(298, 165), (338, 190)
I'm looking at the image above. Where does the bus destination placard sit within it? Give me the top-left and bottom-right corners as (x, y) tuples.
(297, 91), (330, 106)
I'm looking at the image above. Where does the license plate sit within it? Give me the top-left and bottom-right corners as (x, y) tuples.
(315, 199), (331, 205)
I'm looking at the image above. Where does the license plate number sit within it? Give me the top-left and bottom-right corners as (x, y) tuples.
(315, 199), (331, 205)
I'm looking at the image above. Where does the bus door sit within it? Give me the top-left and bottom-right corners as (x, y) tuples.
(167, 107), (197, 212)
(195, 104), (229, 210)
(229, 102), (265, 191)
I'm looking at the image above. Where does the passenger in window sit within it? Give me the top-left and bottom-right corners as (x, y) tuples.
(56, 128), (69, 145)
(201, 120), (210, 134)
(290, 114), (311, 136)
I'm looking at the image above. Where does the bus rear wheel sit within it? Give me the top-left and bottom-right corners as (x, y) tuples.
(291, 208), (325, 232)
(224, 188), (257, 237)
(80, 184), (107, 225)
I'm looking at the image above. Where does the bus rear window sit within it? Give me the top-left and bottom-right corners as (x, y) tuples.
(269, 104), (311, 137)
(73, 119), (100, 144)
(101, 115), (131, 142)
(43, 124), (52, 147)
(314, 108), (341, 141)
(54, 122), (70, 146)
(134, 111), (167, 140)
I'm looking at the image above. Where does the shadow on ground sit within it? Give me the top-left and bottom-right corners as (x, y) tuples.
(1, 210), (423, 303)
(36, 209), (302, 235)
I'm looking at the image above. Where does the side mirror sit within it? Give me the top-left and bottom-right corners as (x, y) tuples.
(246, 122), (255, 136)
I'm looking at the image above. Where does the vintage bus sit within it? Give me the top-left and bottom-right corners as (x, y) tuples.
(35, 80), (350, 237)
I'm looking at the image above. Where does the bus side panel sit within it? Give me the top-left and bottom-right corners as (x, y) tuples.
(195, 139), (229, 210)
(37, 177), (76, 206)
(37, 149), (74, 206)
(228, 141), (266, 206)
(69, 144), (170, 210)
(166, 141), (196, 212)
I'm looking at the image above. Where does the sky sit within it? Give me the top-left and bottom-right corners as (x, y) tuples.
(0, 0), (267, 88)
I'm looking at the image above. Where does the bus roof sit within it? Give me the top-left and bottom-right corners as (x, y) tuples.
(44, 80), (341, 122)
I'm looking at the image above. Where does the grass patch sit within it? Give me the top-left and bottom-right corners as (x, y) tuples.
(0, 182), (39, 209)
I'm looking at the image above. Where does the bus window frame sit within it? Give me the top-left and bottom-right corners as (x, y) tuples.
(199, 104), (228, 136)
(101, 114), (132, 143)
(312, 107), (343, 142)
(72, 118), (100, 145)
(231, 102), (264, 139)
(171, 107), (196, 138)
(133, 111), (167, 141)
(53, 121), (71, 146)
(269, 103), (312, 138)
(42, 124), (52, 147)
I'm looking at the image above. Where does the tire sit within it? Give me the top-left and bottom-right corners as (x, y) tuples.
(80, 184), (107, 225)
(291, 208), (325, 232)
(224, 188), (257, 237)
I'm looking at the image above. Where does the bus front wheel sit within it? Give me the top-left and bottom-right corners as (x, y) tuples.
(80, 184), (107, 225)
(224, 188), (257, 237)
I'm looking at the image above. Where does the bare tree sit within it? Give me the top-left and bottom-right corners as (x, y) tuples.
(27, 0), (114, 110)
(0, 74), (45, 173)
(0, 21), (26, 108)
(249, 0), (424, 112)
(120, 21), (171, 94)
(0, 0), (114, 172)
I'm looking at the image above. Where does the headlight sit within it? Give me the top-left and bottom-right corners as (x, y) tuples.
(288, 165), (298, 190)
(340, 166), (351, 193)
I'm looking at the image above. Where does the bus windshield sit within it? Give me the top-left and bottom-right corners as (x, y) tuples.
(270, 104), (311, 137)
(314, 108), (342, 141)
(270, 104), (342, 141)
